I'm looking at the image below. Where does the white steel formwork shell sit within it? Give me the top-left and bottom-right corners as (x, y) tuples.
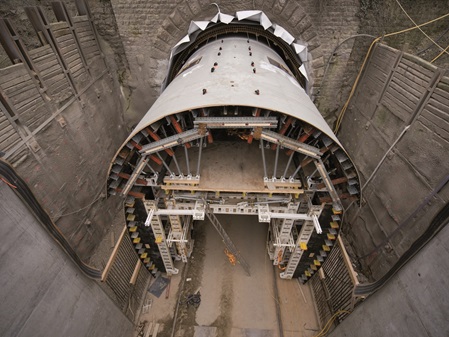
(107, 12), (360, 281)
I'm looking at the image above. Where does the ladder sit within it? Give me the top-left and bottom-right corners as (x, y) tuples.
(205, 206), (251, 276)
(145, 202), (178, 275)
(166, 200), (188, 263)
(280, 220), (315, 279)
(273, 202), (300, 265)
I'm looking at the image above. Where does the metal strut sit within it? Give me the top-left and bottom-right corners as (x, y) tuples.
(204, 205), (251, 276)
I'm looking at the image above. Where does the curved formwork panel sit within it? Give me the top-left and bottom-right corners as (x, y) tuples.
(107, 21), (360, 282)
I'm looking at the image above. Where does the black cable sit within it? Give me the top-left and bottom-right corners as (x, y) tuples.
(0, 158), (102, 279)
(354, 201), (449, 296)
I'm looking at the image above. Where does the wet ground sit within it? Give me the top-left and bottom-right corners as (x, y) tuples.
(136, 215), (320, 337)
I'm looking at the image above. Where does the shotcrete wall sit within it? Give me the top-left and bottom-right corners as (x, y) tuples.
(0, 3), (128, 260)
(0, 182), (133, 337)
(338, 43), (449, 279)
(328, 212), (449, 337)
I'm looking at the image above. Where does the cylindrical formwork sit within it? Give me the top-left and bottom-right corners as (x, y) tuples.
(108, 22), (360, 282)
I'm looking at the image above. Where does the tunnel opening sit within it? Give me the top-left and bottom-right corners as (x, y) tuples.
(107, 23), (360, 283)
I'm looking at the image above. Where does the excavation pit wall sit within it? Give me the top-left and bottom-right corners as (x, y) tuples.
(338, 43), (449, 279)
(0, 5), (128, 260)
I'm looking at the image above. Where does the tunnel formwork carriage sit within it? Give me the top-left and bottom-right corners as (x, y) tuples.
(107, 11), (360, 282)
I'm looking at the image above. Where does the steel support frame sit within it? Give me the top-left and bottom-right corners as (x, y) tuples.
(144, 201), (178, 275)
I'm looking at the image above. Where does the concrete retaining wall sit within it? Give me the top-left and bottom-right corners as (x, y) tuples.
(0, 182), (133, 337)
(328, 214), (449, 337)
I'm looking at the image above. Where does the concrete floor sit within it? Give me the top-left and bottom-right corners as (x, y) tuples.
(138, 215), (319, 337)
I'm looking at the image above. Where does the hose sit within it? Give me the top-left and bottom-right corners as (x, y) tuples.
(354, 201), (449, 296)
(0, 158), (102, 279)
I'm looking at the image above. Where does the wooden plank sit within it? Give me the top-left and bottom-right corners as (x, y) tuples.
(35, 58), (60, 71)
(17, 98), (46, 117)
(24, 114), (48, 131)
(433, 87), (449, 103)
(28, 45), (53, 58)
(385, 85), (417, 111)
(418, 116), (449, 141)
(0, 65), (29, 85)
(402, 52), (437, 72)
(129, 260), (141, 285)
(425, 102), (449, 120)
(428, 98), (449, 115)
(50, 22), (69, 31)
(373, 46), (398, 65)
(316, 176), (348, 190)
(32, 52), (57, 65)
(17, 99), (46, 118)
(399, 58), (433, 80)
(73, 68), (86, 79)
(4, 80), (36, 97)
(70, 62), (83, 73)
(0, 132), (21, 151)
(62, 48), (79, 59)
(41, 64), (64, 77)
(10, 87), (40, 105)
(52, 27), (71, 38)
(68, 57), (82, 68)
(102, 226), (127, 281)
(391, 73), (425, 99)
(337, 236), (359, 286)
(421, 109), (449, 132)
(387, 81), (420, 107)
(382, 93), (411, 122)
(14, 93), (42, 110)
(395, 65), (429, 88)
(0, 63), (27, 77)
(440, 76), (449, 86)
(57, 38), (77, 49)
(48, 81), (71, 95)
(42, 69), (65, 82)
(56, 34), (74, 43)
(0, 122), (14, 134)
(66, 53), (81, 65)
(45, 72), (66, 86)
(60, 44), (78, 55)
(48, 76), (69, 90)
(0, 127), (19, 143)
(370, 64), (390, 81)
(0, 117), (11, 129)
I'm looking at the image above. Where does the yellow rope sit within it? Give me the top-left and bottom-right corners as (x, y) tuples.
(333, 11), (449, 133)
(312, 310), (351, 337)
(395, 0), (449, 59)
(431, 44), (449, 63)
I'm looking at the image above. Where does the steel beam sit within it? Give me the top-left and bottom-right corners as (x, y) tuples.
(139, 128), (206, 155)
(261, 130), (321, 159)
(194, 117), (278, 129)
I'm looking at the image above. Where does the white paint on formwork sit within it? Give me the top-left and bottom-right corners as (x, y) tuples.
(120, 38), (340, 149)
(169, 10), (309, 83)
